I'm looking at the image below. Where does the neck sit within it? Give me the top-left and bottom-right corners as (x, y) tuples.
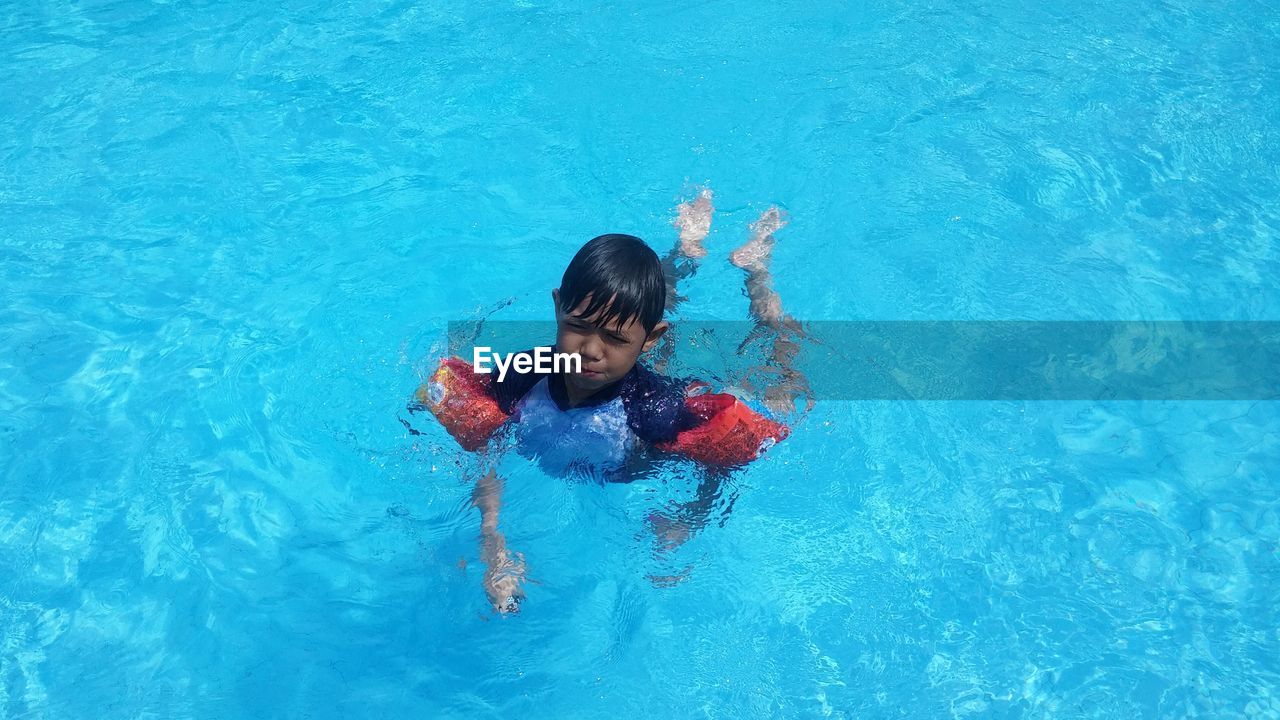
(562, 378), (593, 408)
(557, 372), (622, 409)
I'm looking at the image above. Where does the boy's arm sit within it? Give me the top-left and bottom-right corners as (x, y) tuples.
(621, 364), (708, 444)
(480, 348), (543, 414)
(626, 364), (790, 466)
(473, 469), (525, 613)
(648, 471), (730, 554)
(408, 351), (542, 451)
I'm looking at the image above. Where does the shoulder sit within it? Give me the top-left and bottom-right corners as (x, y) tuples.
(619, 363), (697, 444)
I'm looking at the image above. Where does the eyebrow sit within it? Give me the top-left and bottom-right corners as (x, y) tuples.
(566, 314), (633, 337)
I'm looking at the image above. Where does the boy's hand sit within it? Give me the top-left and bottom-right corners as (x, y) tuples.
(473, 470), (526, 614)
(647, 511), (692, 553)
(481, 539), (526, 614)
(484, 569), (525, 614)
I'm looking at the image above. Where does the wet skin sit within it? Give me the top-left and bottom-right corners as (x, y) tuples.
(551, 288), (668, 407)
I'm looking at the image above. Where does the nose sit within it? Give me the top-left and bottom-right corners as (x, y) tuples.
(579, 335), (604, 364)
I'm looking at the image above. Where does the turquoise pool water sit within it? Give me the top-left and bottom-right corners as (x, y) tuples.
(3, 0), (1279, 717)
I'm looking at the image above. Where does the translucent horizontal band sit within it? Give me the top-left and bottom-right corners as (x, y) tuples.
(445, 321), (1280, 401)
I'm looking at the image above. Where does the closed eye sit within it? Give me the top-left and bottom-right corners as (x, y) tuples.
(565, 317), (629, 344)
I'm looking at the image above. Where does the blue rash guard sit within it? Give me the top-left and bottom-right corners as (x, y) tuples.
(483, 349), (703, 479)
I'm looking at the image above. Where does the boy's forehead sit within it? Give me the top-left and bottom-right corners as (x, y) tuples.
(562, 293), (640, 332)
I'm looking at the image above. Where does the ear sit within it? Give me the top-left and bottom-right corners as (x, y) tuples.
(641, 321), (669, 353)
(551, 288), (560, 314)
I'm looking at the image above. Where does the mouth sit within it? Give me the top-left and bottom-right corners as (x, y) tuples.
(580, 369), (605, 379)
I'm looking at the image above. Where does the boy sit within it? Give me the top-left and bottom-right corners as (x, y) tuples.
(478, 232), (696, 478)
(459, 190), (810, 612)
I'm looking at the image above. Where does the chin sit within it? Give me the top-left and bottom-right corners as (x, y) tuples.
(569, 372), (610, 390)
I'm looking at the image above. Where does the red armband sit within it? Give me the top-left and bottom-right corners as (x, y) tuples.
(414, 357), (510, 451)
(655, 392), (789, 467)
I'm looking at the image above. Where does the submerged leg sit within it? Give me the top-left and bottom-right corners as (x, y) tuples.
(730, 207), (814, 415)
(646, 471), (737, 586)
(655, 188), (715, 373)
(662, 187), (714, 313)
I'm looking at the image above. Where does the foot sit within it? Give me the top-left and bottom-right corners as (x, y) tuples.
(673, 188), (714, 258)
(730, 207), (786, 273)
(763, 369), (814, 416)
(763, 384), (799, 417)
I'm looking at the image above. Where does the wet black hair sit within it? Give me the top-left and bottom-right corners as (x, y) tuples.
(558, 233), (666, 334)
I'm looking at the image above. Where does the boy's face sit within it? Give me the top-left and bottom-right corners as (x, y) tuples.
(552, 289), (667, 396)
